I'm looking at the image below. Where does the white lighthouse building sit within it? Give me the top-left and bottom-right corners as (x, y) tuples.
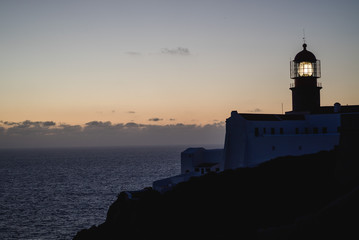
(153, 43), (359, 192)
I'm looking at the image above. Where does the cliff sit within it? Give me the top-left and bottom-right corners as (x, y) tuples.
(73, 145), (359, 239)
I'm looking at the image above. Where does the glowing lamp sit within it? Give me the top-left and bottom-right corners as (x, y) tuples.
(298, 62), (313, 77)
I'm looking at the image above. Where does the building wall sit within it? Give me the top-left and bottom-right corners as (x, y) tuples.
(224, 112), (248, 169)
(181, 148), (204, 174)
(224, 112), (341, 168)
(204, 149), (224, 170)
(181, 148), (223, 174)
(246, 132), (339, 167)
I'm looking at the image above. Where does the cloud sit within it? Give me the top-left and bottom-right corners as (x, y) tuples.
(84, 121), (125, 133)
(148, 118), (163, 122)
(161, 47), (190, 56)
(125, 122), (142, 128)
(248, 108), (263, 113)
(58, 123), (82, 133)
(43, 121), (56, 127)
(0, 120), (225, 148)
(125, 48), (191, 57)
(4, 120), (56, 130)
(125, 51), (141, 56)
(2, 121), (18, 126)
(85, 121), (112, 127)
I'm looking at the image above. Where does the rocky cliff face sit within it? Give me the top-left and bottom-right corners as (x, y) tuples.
(336, 114), (359, 184)
(74, 147), (359, 239)
(257, 185), (359, 239)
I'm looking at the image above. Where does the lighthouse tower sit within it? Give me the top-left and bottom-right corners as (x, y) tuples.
(290, 43), (321, 112)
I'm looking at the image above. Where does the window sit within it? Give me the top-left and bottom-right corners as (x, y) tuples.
(313, 127), (318, 134)
(305, 128), (309, 134)
(322, 127), (327, 134)
(272, 146), (276, 151)
(263, 128), (266, 134)
(215, 168), (220, 172)
(298, 145), (302, 150)
(280, 128), (284, 134)
(337, 126), (341, 133)
(295, 128), (299, 134)
(255, 128), (259, 137)
(195, 168), (199, 172)
(271, 128), (275, 135)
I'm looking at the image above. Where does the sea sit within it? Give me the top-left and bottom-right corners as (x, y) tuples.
(0, 145), (218, 240)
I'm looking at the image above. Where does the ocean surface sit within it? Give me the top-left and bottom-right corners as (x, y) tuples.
(0, 145), (211, 240)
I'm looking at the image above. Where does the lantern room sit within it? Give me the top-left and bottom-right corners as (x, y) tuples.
(290, 43), (321, 79)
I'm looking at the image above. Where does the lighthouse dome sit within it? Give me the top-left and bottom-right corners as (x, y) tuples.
(294, 43), (317, 63)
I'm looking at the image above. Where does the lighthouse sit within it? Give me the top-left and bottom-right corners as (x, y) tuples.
(290, 43), (322, 112)
(153, 41), (359, 192)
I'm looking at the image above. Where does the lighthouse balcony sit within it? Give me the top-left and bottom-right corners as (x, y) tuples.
(290, 82), (322, 89)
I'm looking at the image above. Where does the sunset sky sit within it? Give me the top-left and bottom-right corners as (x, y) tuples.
(1, 0), (359, 147)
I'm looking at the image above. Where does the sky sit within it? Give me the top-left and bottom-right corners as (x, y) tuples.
(1, 0), (359, 148)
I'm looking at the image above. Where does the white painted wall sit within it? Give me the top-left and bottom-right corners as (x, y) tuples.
(224, 112), (341, 168)
(224, 111), (248, 169)
(181, 148), (204, 174)
(181, 148), (224, 174)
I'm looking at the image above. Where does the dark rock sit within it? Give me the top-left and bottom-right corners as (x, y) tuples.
(73, 149), (359, 239)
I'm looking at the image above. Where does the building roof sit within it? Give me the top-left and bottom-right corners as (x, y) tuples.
(239, 114), (305, 121)
(237, 105), (359, 121)
(182, 148), (205, 154)
(313, 105), (359, 114)
(294, 43), (317, 62)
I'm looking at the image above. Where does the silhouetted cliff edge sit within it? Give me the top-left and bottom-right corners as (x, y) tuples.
(73, 145), (359, 239)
